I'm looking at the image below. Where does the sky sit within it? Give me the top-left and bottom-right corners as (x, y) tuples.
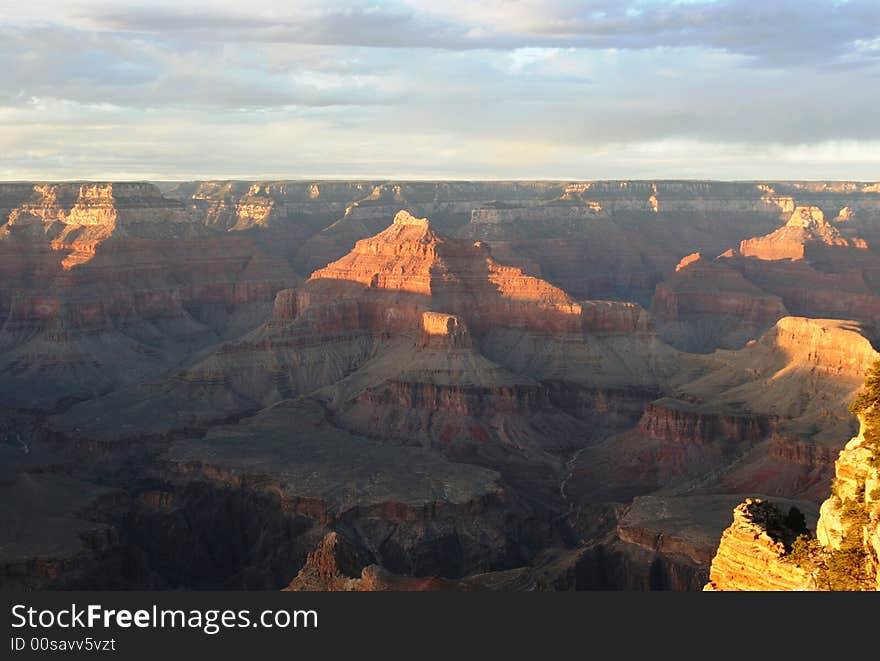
(1, 0), (880, 181)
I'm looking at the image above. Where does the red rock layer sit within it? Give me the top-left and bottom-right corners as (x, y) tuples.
(306, 210), (588, 335)
(299, 210), (649, 338)
(652, 253), (787, 325)
(735, 256), (880, 322)
(638, 400), (774, 445)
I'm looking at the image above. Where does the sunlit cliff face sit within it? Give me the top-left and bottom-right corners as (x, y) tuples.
(1, 183), (193, 269)
(306, 209), (584, 331)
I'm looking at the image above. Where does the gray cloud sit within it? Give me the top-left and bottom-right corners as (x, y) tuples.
(79, 1), (880, 68)
(0, 26), (397, 110)
(1, 1), (879, 179)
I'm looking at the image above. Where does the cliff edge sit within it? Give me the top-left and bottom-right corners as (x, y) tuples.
(705, 408), (880, 590)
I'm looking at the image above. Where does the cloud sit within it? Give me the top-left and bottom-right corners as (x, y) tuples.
(0, 25), (398, 110)
(1, 1), (879, 179)
(57, 0), (880, 68)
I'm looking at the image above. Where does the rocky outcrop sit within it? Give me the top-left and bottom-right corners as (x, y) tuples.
(284, 532), (464, 591)
(651, 253), (788, 351)
(307, 210), (585, 335)
(739, 206), (866, 261)
(677, 317), (879, 446)
(2, 183), (192, 269)
(703, 498), (811, 591)
(638, 399), (774, 445)
(419, 312), (471, 349)
(567, 316), (879, 504)
(5, 182), (190, 228)
(700, 205), (880, 326)
(650, 195), (880, 346)
(705, 415), (880, 591)
(49, 210), (676, 452)
(772, 316), (879, 376)
(309, 210), (437, 295)
(814, 418), (880, 590)
(580, 300), (652, 334)
(607, 494), (808, 591)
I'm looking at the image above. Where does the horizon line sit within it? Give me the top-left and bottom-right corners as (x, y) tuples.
(2, 177), (879, 184)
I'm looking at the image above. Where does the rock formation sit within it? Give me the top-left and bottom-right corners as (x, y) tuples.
(652, 252), (788, 352)
(0, 182), (297, 409)
(159, 179), (880, 306)
(4, 180), (880, 591)
(566, 316), (879, 505)
(162, 398), (540, 580)
(813, 416), (880, 590)
(284, 532), (464, 591)
(650, 198), (880, 351)
(47, 210), (676, 473)
(705, 416), (880, 591)
(739, 206), (866, 261)
(703, 499), (812, 591)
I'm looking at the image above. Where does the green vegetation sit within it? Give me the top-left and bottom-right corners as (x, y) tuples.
(785, 523), (871, 590)
(787, 534), (820, 568)
(779, 363), (880, 590)
(840, 486), (870, 529)
(849, 360), (880, 468)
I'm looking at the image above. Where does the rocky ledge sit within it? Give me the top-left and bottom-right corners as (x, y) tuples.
(703, 498), (813, 591)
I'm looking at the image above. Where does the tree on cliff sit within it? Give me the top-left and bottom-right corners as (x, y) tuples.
(851, 360), (880, 414)
(850, 359), (880, 466)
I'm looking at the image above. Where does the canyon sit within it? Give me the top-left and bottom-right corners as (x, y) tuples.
(3, 179), (880, 591)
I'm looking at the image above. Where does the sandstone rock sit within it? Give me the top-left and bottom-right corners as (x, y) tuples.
(610, 494), (814, 590)
(567, 316), (877, 503)
(703, 498), (812, 591)
(677, 317), (878, 446)
(419, 311), (470, 349)
(50, 212), (677, 455)
(739, 206), (860, 261)
(815, 417), (880, 590)
(307, 209), (586, 334)
(648, 196), (880, 337)
(705, 415), (880, 591)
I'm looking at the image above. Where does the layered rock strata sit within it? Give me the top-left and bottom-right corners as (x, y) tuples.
(703, 499), (811, 591)
(705, 417), (880, 591)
